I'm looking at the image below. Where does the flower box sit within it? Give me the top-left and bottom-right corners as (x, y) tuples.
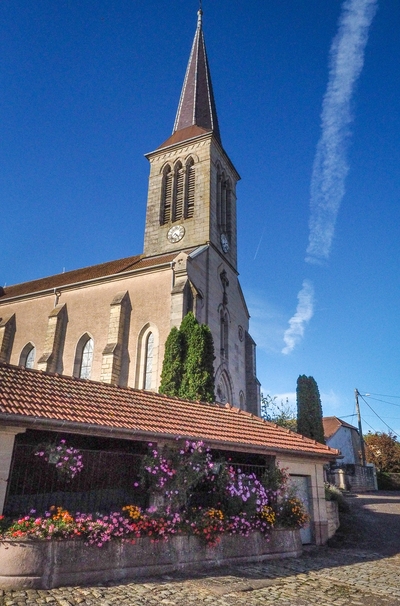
(0, 529), (302, 589)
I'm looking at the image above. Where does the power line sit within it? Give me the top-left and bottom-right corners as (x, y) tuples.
(361, 392), (400, 399)
(359, 394), (397, 435)
(363, 396), (400, 409)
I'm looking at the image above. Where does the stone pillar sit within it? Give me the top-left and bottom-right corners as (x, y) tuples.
(0, 426), (25, 515)
(101, 292), (131, 385)
(170, 252), (190, 328)
(0, 314), (16, 363)
(37, 304), (68, 373)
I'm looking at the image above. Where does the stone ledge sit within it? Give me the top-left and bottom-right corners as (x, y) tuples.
(0, 529), (302, 590)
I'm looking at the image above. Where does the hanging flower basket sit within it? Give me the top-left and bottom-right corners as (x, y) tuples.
(34, 439), (84, 480)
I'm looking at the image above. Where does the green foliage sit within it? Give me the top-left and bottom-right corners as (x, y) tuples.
(261, 393), (297, 431)
(324, 484), (349, 512)
(159, 312), (215, 403)
(180, 323), (215, 402)
(159, 327), (184, 396)
(364, 431), (400, 473)
(296, 375), (325, 444)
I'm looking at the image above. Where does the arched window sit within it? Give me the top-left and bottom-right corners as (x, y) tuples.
(160, 159), (196, 225)
(73, 334), (94, 379)
(20, 343), (35, 368)
(161, 165), (173, 224)
(136, 324), (159, 391)
(173, 162), (184, 221)
(239, 391), (245, 409)
(143, 332), (154, 389)
(80, 338), (94, 379)
(216, 166), (232, 242)
(220, 311), (229, 360)
(185, 158), (195, 218)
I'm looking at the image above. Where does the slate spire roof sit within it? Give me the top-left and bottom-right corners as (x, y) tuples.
(172, 9), (221, 143)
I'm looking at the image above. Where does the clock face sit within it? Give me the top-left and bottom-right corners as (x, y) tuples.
(220, 233), (229, 253)
(167, 224), (185, 243)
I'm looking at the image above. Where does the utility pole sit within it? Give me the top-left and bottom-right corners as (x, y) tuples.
(355, 389), (366, 466)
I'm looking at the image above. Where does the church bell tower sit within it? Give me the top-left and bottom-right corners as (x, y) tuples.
(143, 10), (240, 270)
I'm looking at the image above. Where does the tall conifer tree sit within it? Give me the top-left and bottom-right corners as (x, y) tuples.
(159, 327), (184, 396)
(296, 375), (325, 444)
(159, 312), (215, 402)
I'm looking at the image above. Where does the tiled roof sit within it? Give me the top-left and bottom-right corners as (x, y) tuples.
(0, 363), (339, 459)
(0, 252), (189, 300)
(157, 125), (212, 150)
(323, 416), (358, 440)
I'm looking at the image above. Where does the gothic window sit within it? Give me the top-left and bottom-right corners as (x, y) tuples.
(161, 165), (173, 224)
(136, 324), (159, 391)
(160, 159), (196, 225)
(239, 391), (245, 408)
(20, 343), (35, 368)
(185, 158), (195, 218)
(143, 332), (154, 390)
(73, 334), (94, 380)
(173, 162), (184, 221)
(220, 311), (229, 360)
(216, 165), (232, 242)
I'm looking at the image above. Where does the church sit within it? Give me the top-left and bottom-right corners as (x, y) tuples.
(0, 10), (260, 414)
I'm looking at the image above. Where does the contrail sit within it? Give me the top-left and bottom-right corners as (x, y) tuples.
(254, 227), (266, 260)
(306, 0), (378, 264)
(282, 0), (378, 355)
(282, 280), (314, 355)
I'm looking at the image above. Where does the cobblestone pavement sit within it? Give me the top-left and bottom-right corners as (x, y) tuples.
(2, 493), (400, 606)
(1, 547), (400, 606)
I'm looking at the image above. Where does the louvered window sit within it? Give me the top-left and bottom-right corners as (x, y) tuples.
(174, 165), (184, 221)
(161, 166), (173, 224)
(186, 161), (195, 218)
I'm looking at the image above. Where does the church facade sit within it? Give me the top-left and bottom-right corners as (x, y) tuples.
(0, 11), (260, 414)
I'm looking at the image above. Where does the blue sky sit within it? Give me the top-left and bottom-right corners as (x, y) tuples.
(1, 0), (400, 436)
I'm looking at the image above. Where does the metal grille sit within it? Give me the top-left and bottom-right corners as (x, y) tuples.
(4, 444), (145, 517)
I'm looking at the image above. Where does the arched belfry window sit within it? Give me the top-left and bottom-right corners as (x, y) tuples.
(143, 332), (154, 389)
(161, 165), (173, 224)
(216, 166), (232, 241)
(20, 343), (35, 369)
(173, 162), (184, 221)
(73, 334), (94, 380)
(160, 158), (196, 225)
(185, 158), (195, 218)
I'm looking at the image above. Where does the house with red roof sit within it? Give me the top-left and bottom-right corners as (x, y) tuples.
(0, 362), (339, 544)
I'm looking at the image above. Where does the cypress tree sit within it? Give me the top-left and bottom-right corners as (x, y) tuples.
(159, 326), (184, 396)
(159, 312), (215, 402)
(180, 323), (215, 402)
(296, 375), (325, 444)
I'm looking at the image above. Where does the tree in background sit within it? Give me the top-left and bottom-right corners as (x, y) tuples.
(364, 432), (400, 473)
(261, 394), (297, 431)
(296, 375), (325, 443)
(159, 312), (215, 403)
(158, 327), (184, 397)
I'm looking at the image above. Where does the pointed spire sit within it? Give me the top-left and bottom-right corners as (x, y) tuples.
(172, 9), (221, 142)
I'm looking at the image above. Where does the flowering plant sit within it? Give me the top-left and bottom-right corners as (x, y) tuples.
(34, 439), (84, 479)
(275, 496), (309, 528)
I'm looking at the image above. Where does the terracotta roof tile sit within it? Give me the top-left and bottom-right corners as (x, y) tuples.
(0, 251), (193, 300)
(0, 363), (339, 459)
(157, 126), (212, 150)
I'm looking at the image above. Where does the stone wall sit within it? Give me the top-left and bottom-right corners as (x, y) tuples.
(0, 529), (302, 590)
(326, 500), (340, 539)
